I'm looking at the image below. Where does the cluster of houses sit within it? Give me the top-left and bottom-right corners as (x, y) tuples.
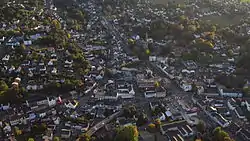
(0, 93), (97, 140)
(136, 70), (166, 98)
(149, 51), (245, 97)
(148, 97), (197, 141)
(193, 94), (250, 140)
(0, 45), (85, 91)
(94, 79), (135, 100)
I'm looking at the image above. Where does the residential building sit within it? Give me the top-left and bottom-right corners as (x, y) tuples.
(61, 129), (71, 139)
(227, 98), (237, 110)
(218, 88), (243, 98)
(116, 81), (135, 99)
(180, 80), (192, 92)
(211, 113), (230, 128)
(234, 106), (245, 119)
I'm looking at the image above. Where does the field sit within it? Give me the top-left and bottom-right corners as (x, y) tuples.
(241, 0), (250, 2)
(201, 15), (243, 26)
(151, 0), (244, 26)
(151, 0), (185, 5)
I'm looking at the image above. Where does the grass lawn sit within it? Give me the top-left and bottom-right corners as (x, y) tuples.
(241, 0), (250, 2)
(201, 15), (243, 26)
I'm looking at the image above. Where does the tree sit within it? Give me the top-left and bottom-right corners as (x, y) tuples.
(78, 134), (91, 141)
(53, 136), (60, 141)
(28, 138), (35, 141)
(114, 125), (139, 141)
(213, 127), (233, 141)
(14, 126), (22, 136)
(123, 105), (137, 118)
(243, 87), (250, 95)
(154, 81), (160, 87)
(179, 15), (187, 22)
(52, 19), (61, 29)
(147, 123), (156, 133)
(0, 80), (8, 94)
(210, 25), (217, 32)
(154, 119), (161, 126)
(187, 25), (197, 33)
(227, 49), (233, 57)
(196, 120), (206, 133)
(136, 113), (148, 126)
(145, 49), (150, 55)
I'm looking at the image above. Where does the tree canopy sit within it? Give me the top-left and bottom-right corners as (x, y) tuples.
(0, 80), (8, 95)
(213, 127), (234, 141)
(196, 120), (206, 134)
(114, 125), (139, 141)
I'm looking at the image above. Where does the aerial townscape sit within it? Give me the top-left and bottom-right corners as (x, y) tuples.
(0, 0), (250, 141)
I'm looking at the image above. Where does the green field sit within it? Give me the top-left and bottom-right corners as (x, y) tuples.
(241, 0), (250, 2)
(201, 15), (243, 26)
(151, 0), (244, 26)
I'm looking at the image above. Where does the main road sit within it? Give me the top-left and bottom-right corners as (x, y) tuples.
(86, 111), (123, 136)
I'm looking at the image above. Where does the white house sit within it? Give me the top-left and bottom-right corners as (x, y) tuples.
(211, 113), (230, 128)
(144, 86), (166, 98)
(227, 98), (237, 110)
(30, 33), (42, 40)
(24, 40), (32, 45)
(144, 91), (156, 98)
(219, 88), (243, 98)
(116, 84), (135, 99)
(37, 99), (48, 106)
(1, 103), (10, 110)
(6, 42), (20, 46)
(149, 56), (157, 62)
(180, 82), (192, 92)
(10, 117), (23, 126)
(53, 117), (60, 125)
(48, 60), (54, 66)
(2, 55), (10, 61)
(0, 36), (6, 42)
(227, 58), (235, 62)
(64, 100), (78, 109)
(181, 69), (195, 74)
(61, 129), (71, 139)
(65, 60), (73, 65)
(51, 68), (57, 74)
(47, 97), (56, 107)
(40, 66), (46, 71)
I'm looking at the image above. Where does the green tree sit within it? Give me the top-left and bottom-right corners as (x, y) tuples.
(213, 127), (233, 141)
(211, 25), (217, 32)
(53, 136), (60, 141)
(78, 134), (91, 141)
(187, 25), (197, 33)
(52, 19), (61, 29)
(114, 125), (139, 141)
(147, 123), (156, 133)
(196, 120), (206, 133)
(136, 113), (148, 126)
(0, 80), (8, 94)
(123, 105), (137, 118)
(228, 49), (233, 57)
(154, 119), (161, 129)
(28, 138), (35, 141)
